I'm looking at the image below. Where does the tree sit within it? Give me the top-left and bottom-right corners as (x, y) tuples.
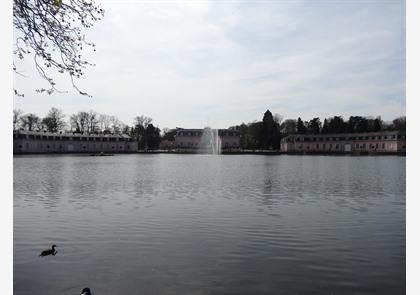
(143, 124), (161, 150)
(297, 117), (307, 134)
(392, 116), (406, 132)
(248, 121), (263, 149)
(133, 115), (152, 129)
(109, 116), (126, 134)
(322, 118), (329, 133)
(98, 114), (112, 133)
(21, 113), (41, 131)
(42, 107), (66, 132)
(327, 116), (346, 133)
(133, 115), (153, 149)
(261, 110), (280, 149)
(274, 113), (283, 126)
(308, 117), (321, 134)
(373, 117), (382, 132)
(70, 111), (89, 133)
(86, 110), (99, 133)
(13, 109), (23, 130)
(280, 119), (297, 135)
(13, 0), (104, 96)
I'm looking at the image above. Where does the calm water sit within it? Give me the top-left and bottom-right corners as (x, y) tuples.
(14, 154), (405, 295)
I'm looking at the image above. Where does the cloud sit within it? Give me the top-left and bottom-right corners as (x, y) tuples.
(14, 0), (405, 128)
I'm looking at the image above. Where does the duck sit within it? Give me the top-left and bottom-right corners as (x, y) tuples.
(81, 287), (92, 295)
(39, 244), (57, 257)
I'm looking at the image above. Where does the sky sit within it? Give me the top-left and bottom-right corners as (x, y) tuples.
(13, 0), (406, 129)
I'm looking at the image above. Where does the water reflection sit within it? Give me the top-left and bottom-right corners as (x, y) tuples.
(14, 154), (405, 295)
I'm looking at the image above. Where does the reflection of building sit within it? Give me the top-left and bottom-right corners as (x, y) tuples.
(13, 130), (137, 154)
(280, 131), (405, 154)
(174, 128), (240, 150)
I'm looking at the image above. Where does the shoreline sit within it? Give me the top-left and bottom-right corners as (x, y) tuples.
(13, 150), (406, 156)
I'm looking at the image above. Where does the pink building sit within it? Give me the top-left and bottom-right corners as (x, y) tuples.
(13, 130), (137, 154)
(280, 131), (405, 154)
(174, 128), (240, 150)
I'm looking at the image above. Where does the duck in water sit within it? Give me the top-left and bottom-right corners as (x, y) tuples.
(81, 287), (92, 295)
(39, 244), (57, 257)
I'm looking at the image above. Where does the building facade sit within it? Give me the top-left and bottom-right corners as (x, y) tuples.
(280, 131), (405, 154)
(174, 128), (240, 150)
(13, 130), (138, 154)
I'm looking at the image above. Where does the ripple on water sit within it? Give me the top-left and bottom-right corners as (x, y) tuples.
(14, 154), (405, 295)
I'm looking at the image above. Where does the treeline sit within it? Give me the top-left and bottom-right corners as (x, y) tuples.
(13, 108), (406, 151)
(13, 108), (162, 150)
(233, 110), (406, 150)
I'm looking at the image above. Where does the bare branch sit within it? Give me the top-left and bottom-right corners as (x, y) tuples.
(13, 0), (104, 96)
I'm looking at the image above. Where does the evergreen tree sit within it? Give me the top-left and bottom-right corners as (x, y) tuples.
(297, 117), (307, 134)
(262, 110), (280, 149)
(308, 117), (321, 134)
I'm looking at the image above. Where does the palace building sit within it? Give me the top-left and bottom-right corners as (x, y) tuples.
(13, 130), (137, 154)
(280, 131), (405, 154)
(174, 128), (240, 150)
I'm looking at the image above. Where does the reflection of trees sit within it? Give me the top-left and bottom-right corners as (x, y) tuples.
(41, 159), (67, 210)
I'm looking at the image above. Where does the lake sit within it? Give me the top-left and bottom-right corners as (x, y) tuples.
(14, 154), (405, 295)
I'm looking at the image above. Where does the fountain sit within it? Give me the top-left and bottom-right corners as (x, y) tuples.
(198, 127), (221, 154)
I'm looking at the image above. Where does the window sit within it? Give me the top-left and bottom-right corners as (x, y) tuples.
(382, 143), (385, 149)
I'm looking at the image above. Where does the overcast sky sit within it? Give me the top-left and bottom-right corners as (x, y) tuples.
(14, 0), (405, 129)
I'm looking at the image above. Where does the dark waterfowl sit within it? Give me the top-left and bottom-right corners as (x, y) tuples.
(81, 287), (92, 295)
(39, 244), (57, 257)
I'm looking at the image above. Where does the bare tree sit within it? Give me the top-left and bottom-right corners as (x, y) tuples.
(98, 114), (112, 132)
(133, 115), (152, 129)
(13, 0), (104, 96)
(274, 113), (283, 126)
(108, 116), (126, 135)
(70, 111), (89, 133)
(21, 113), (41, 131)
(42, 107), (66, 132)
(13, 109), (23, 130)
(87, 110), (98, 133)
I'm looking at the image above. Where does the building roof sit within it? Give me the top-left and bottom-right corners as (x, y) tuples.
(283, 130), (402, 138)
